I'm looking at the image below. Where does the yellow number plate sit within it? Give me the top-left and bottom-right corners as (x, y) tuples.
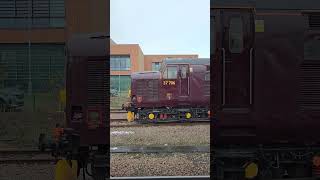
(163, 80), (176, 86)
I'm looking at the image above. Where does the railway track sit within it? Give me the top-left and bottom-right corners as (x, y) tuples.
(0, 145), (209, 164)
(110, 121), (210, 128)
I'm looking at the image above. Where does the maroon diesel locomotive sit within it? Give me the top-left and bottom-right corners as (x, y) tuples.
(126, 58), (210, 123)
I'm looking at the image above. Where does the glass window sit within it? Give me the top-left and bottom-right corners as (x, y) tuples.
(152, 62), (161, 71)
(33, 18), (50, 27)
(304, 37), (320, 59)
(167, 66), (177, 79)
(229, 17), (243, 53)
(0, 44), (65, 92)
(205, 72), (210, 81)
(163, 67), (167, 78)
(115, 59), (120, 70)
(110, 56), (131, 70)
(0, 0), (65, 28)
(110, 75), (131, 94)
(126, 58), (130, 70)
(50, 18), (64, 27)
(181, 66), (187, 79)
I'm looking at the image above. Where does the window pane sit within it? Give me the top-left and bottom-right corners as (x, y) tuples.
(205, 72), (210, 81)
(0, 44), (65, 92)
(167, 66), (177, 79)
(304, 37), (320, 59)
(152, 62), (161, 71)
(115, 59), (120, 70)
(0, 18), (15, 28)
(50, 18), (64, 27)
(110, 58), (114, 69)
(126, 57), (130, 70)
(33, 18), (50, 27)
(163, 68), (168, 79)
(229, 17), (243, 53)
(120, 59), (125, 69)
(110, 56), (130, 70)
(181, 66), (187, 79)
(0, 0), (65, 28)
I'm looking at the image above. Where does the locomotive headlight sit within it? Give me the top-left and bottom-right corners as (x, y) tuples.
(186, 112), (192, 119)
(148, 113), (155, 120)
(313, 155), (320, 167)
(244, 162), (258, 179)
(137, 96), (142, 103)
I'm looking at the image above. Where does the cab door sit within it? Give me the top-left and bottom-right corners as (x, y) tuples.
(218, 8), (254, 109)
(179, 64), (190, 97)
(212, 8), (256, 144)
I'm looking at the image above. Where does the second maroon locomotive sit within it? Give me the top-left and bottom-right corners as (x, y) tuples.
(125, 58), (210, 123)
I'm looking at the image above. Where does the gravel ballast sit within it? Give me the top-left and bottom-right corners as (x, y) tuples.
(0, 153), (210, 179)
(111, 153), (210, 177)
(111, 124), (210, 146)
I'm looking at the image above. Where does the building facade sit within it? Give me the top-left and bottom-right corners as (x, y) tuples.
(0, 0), (108, 112)
(0, 0), (108, 91)
(110, 41), (198, 96)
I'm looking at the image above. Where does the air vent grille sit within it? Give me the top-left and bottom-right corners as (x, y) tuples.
(298, 60), (320, 111)
(136, 79), (159, 101)
(309, 14), (320, 29)
(87, 59), (108, 106)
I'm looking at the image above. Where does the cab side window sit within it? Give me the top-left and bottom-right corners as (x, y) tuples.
(304, 36), (320, 60)
(180, 66), (188, 79)
(229, 17), (243, 53)
(205, 72), (210, 81)
(167, 66), (177, 79)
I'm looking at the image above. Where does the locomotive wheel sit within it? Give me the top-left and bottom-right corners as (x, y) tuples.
(92, 167), (107, 180)
(91, 162), (108, 180)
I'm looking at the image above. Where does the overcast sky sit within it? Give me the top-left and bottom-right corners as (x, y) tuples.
(110, 0), (210, 58)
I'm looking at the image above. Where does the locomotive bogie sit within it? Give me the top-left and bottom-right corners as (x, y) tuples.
(133, 107), (209, 123)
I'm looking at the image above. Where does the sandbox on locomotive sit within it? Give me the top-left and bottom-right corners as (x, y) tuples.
(124, 58), (210, 123)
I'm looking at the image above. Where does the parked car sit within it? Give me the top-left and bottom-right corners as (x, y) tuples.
(110, 88), (119, 97)
(0, 87), (24, 112)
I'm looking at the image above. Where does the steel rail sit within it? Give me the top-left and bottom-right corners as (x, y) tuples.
(0, 145), (210, 155)
(0, 158), (56, 164)
(110, 122), (210, 128)
(110, 145), (210, 154)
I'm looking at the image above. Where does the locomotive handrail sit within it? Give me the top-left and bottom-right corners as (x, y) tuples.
(222, 48), (226, 106)
(249, 47), (253, 105)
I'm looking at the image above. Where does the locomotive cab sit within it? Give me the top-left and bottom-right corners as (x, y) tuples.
(38, 33), (109, 179)
(212, 0), (320, 179)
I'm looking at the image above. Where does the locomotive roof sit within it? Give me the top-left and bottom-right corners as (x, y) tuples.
(67, 33), (108, 57)
(162, 58), (210, 65)
(131, 71), (161, 79)
(211, 0), (320, 10)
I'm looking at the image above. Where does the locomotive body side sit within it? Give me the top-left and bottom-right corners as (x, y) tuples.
(130, 71), (161, 108)
(38, 33), (110, 179)
(66, 33), (109, 146)
(211, 1), (320, 179)
(212, 4), (320, 146)
(129, 58), (210, 123)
